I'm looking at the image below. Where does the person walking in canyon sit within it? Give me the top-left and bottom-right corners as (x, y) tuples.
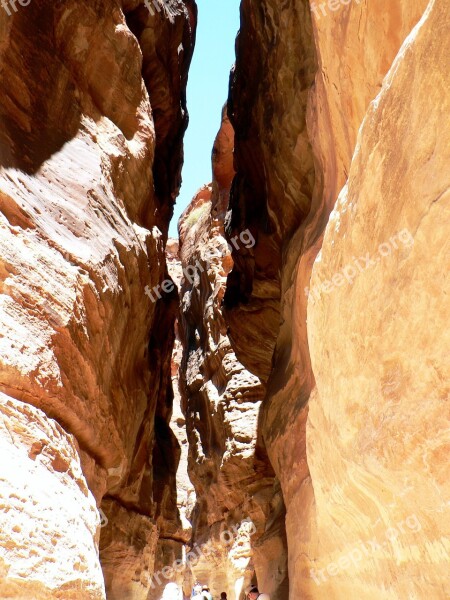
(245, 585), (270, 600)
(202, 585), (213, 600)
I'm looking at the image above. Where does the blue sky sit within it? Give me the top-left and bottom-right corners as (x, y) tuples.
(170, 0), (241, 237)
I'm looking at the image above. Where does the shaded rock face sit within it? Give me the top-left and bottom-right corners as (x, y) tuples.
(0, 1), (195, 598)
(167, 237), (196, 536)
(225, 1), (317, 383)
(145, 238), (197, 600)
(177, 110), (288, 599)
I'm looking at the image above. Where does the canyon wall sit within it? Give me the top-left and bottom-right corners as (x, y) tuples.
(307, 0), (450, 596)
(0, 1), (196, 598)
(177, 109), (288, 600)
(221, 0), (448, 598)
(1, 0), (448, 599)
(180, 0), (448, 598)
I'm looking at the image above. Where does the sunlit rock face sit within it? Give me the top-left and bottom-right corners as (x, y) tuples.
(223, 0), (445, 598)
(307, 1), (450, 596)
(1, 0), (448, 598)
(177, 109), (288, 600)
(0, 0), (196, 598)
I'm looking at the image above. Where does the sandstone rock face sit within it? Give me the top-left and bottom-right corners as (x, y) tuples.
(1, 0), (448, 599)
(144, 238), (196, 600)
(0, 394), (104, 600)
(224, 0), (316, 383)
(0, 1), (195, 598)
(220, 0), (445, 599)
(307, 1), (450, 596)
(177, 111), (288, 600)
(167, 237), (196, 535)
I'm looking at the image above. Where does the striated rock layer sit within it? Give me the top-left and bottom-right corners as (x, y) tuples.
(1, 0), (448, 599)
(177, 109), (288, 600)
(0, 1), (196, 598)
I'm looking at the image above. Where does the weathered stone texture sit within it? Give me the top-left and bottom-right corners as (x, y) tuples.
(1, 0), (448, 599)
(177, 110), (288, 600)
(221, 0), (445, 599)
(307, 0), (450, 596)
(0, 1), (196, 598)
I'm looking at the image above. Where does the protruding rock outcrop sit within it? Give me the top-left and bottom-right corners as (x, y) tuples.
(177, 109), (288, 599)
(0, 1), (196, 598)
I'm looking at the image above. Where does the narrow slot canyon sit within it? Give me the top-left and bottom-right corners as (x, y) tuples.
(0, 1), (448, 600)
